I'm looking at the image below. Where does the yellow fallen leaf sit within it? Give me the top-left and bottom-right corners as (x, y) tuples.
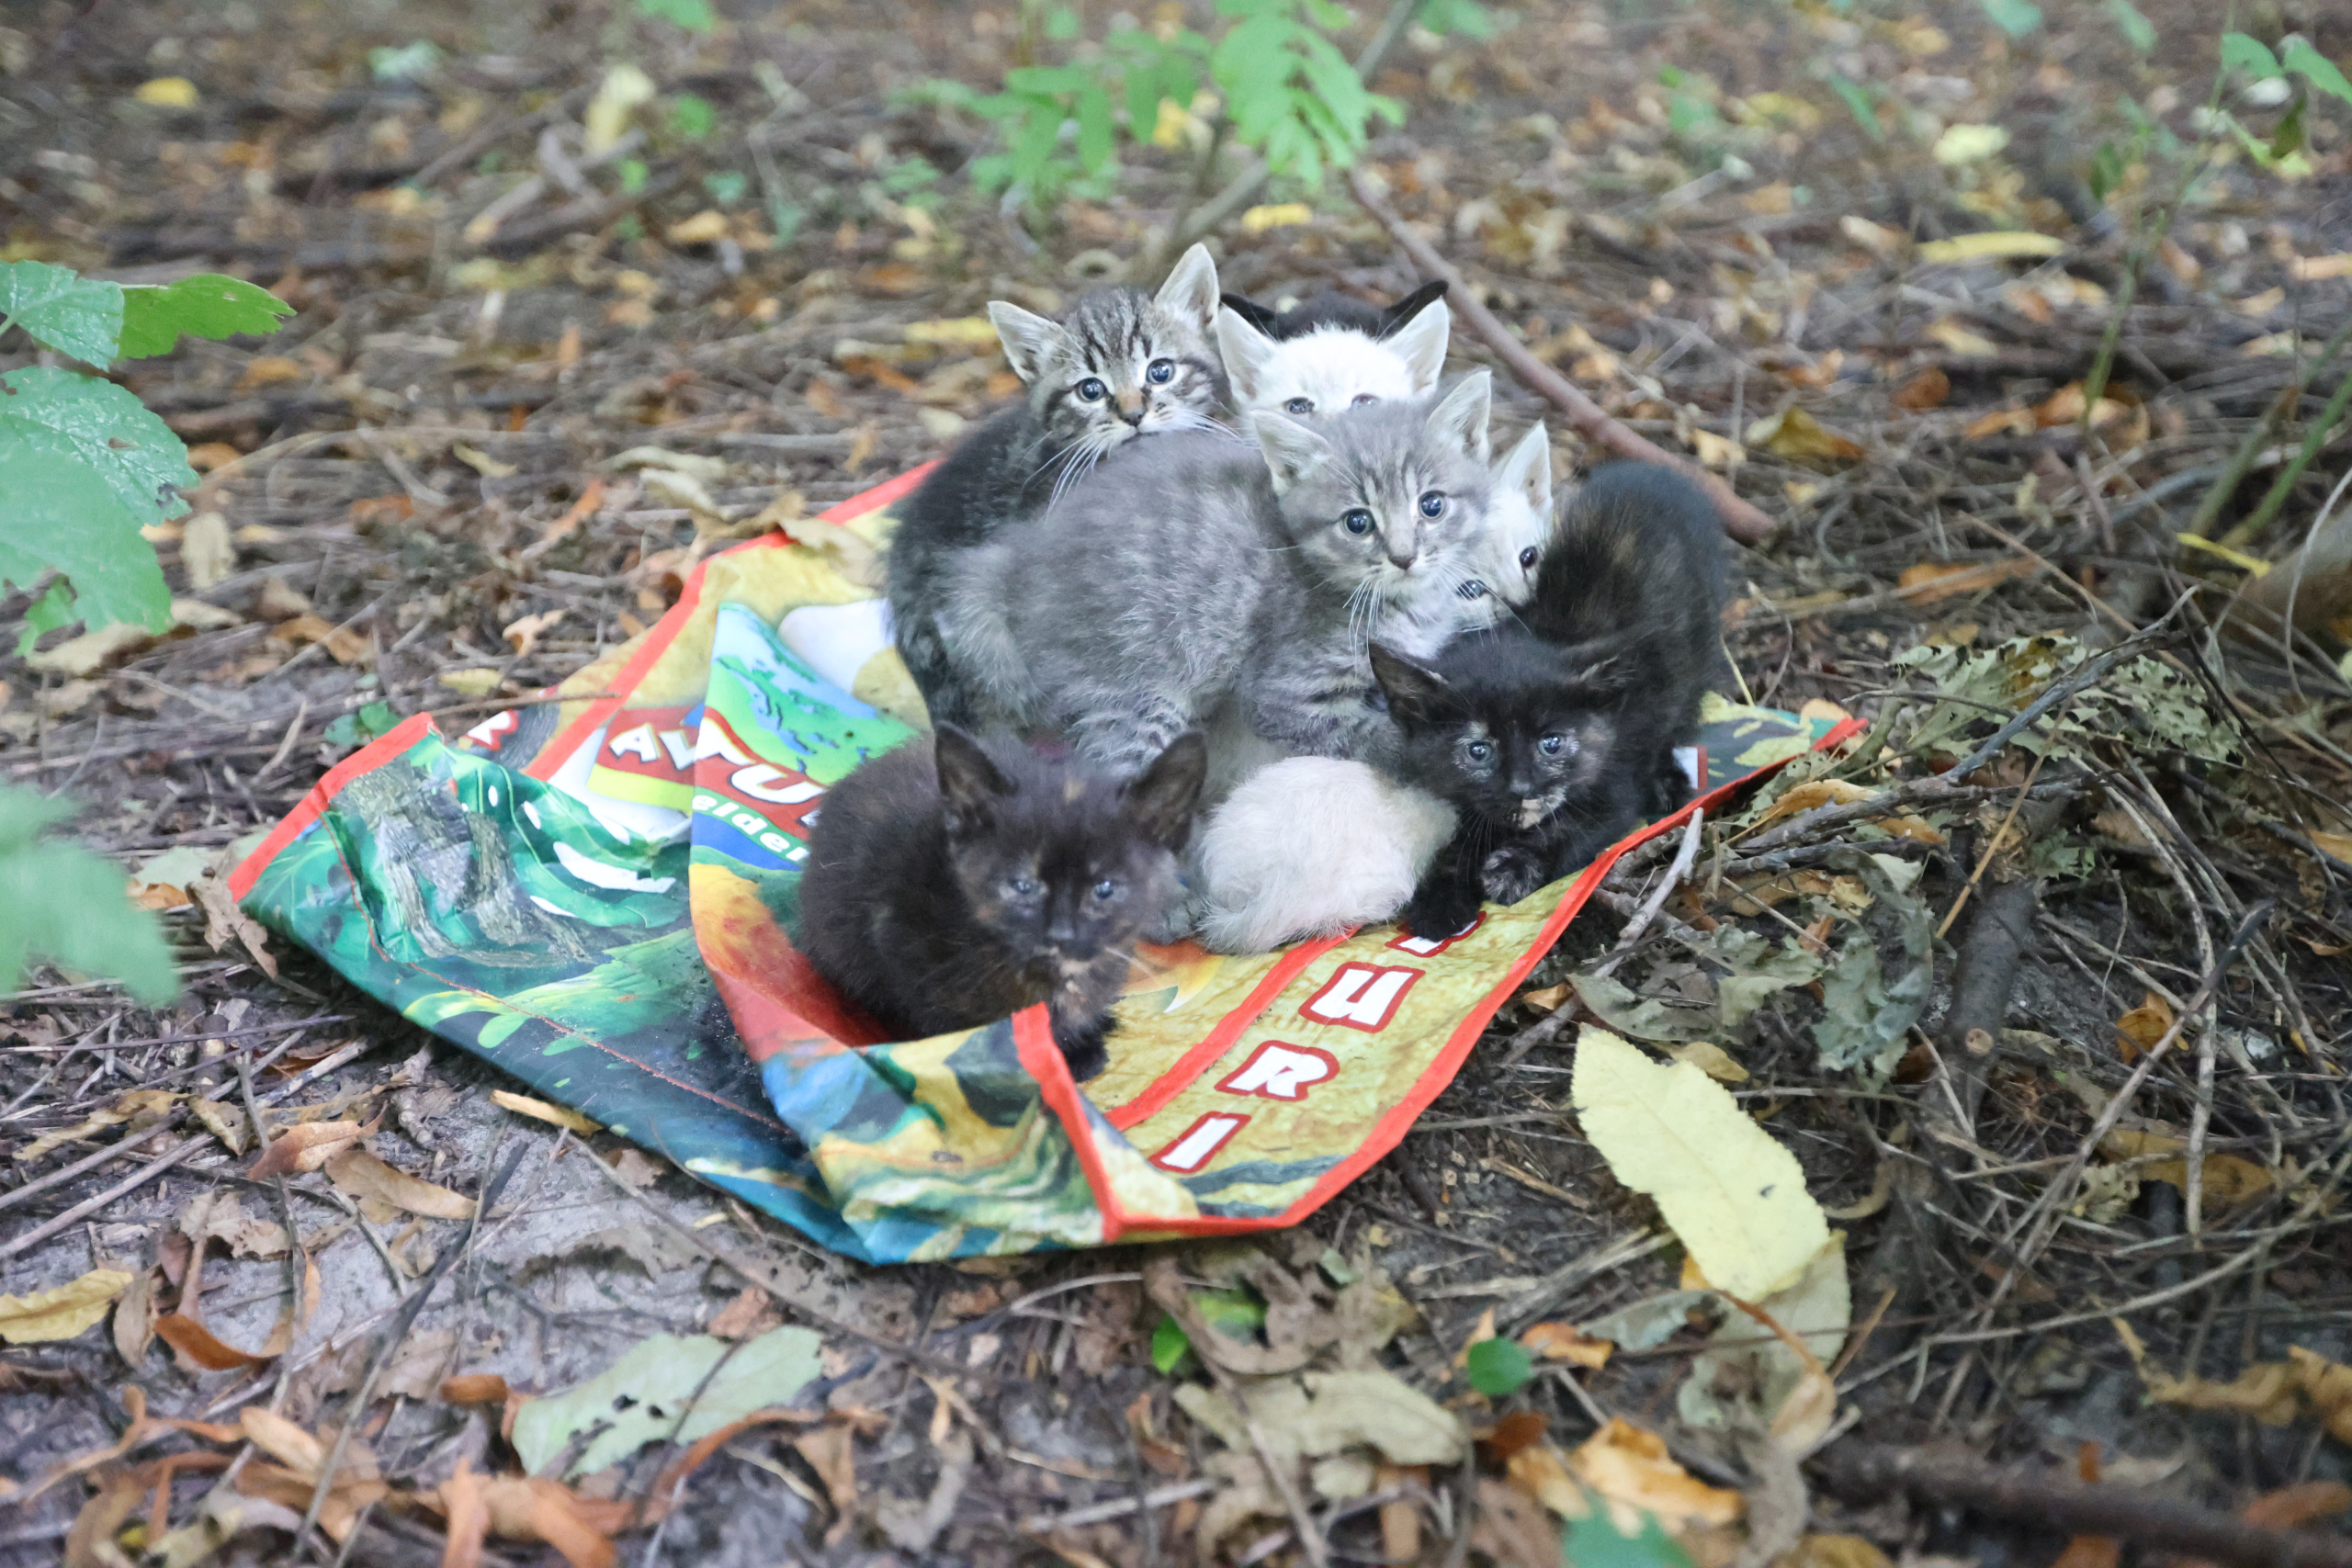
(1566, 1418), (1743, 1528)
(585, 63), (656, 154)
(438, 669), (504, 698)
(2311, 830), (2352, 868)
(1895, 558), (2036, 604)
(1838, 216), (1905, 260)
(1572, 1030), (1827, 1300)
(1786, 1536), (1894, 1568)
(1925, 317), (2001, 359)
(503, 608), (568, 657)
(1931, 123), (2011, 165)
(492, 1089), (603, 1134)
(135, 76), (200, 107)
(1918, 231), (2065, 264)
(1689, 428), (1745, 469)
(1241, 202), (1314, 234)
(452, 443), (518, 479)
(1751, 778), (1943, 844)
(2177, 533), (2271, 576)
(1744, 408), (1863, 464)
(2100, 1128), (2278, 1206)
(0, 1269), (133, 1345)
(903, 317), (1001, 348)
(2115, 1320), (2300, 1424)
(16, 1089), (180, 1164)
(1663, 1042), (1749, 1083)
(2290, 1348), (2352, 1443)
(2113, 991), (2174, 1062)
(273, 614), (371, 666)
(2289, 254), (2352, 283)
(665, 209), (731, 246)
(1520, 1323), (1612, 1368)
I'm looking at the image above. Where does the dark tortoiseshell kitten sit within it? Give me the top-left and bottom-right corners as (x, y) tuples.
(793, 726), (1207, 1080)
(1369, 461), (1725, 939)
(886, 246), (1225, 730)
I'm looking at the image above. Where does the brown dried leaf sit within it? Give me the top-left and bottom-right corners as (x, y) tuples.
(325, 1146), (476, 1220)
(440, 1459), (489, 1568)
(254, 577), (313, 622)
(440, 1373), (511, 1406)
(503, 607), (568, 657)
(1895, 558), (2037, 604)
(113, 1266), (159, 1366)
(156, 1313), (274, 1370)
(16, 1089), (179, 1164)
(1890, 366), (1951, 411)
(792, 1425), (859, 1546)
(1520, 1322), (1612, 1368)
(2113, 991), (2175, 1063)
(272, 613), (371, 665)
(490, 1089), (601, 1135)
(1745, 407), (1863, 464)
(196, 873), (279, 977)
(249, 1118), (367, 1178)
(1565, 1418), (1743, 1528)
(709, 1286), (784, 1341)
(2241, 1480), (2352, 1531)
(0, 1268), (132, 1345)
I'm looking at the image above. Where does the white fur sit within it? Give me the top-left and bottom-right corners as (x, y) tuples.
(1193, 758), (1459, 954)
(1215, 298), (1453, 422)
(1476, 422), (1556, 606)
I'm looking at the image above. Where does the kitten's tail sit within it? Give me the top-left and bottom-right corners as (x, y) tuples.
(935, 542), (1045, 723)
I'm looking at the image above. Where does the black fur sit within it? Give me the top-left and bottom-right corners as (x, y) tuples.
(1371, 460), (1725, 939)
(1219, 278), (1448, 342)
(793, 727), (1207, 1081)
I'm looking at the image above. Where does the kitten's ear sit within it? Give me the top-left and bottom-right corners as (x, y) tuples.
(1250, 410), (1332, 495)
(933, 725), (1017, 835)
(1220, 290), (1284, 338)
(1497, 422), (1554, 519)
(1215, 306), (1277, 405)
(1154, 243), (1221, 335)
(1376, 279), (1450, 334)
(1425, 367), (1492, 465)
(1123, 732), (1208, 849)
(1382, 296), (1451, 394)
(1369, 641), (1449, 723)
(988, 300), (1066, 385)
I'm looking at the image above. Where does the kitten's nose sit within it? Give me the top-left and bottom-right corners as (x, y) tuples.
(1115, 390), (1145, 425)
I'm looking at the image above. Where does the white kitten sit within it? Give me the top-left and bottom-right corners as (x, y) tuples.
(1215, 299), (1452, 422)
(1194, 757), (1459, 953)
(1476, 422), (1556, 607)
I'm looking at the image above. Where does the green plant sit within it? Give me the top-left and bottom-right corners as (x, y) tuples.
(1464, 1335), (1535, 1396)
(0, 261), (292, 652)
(631, 0), (716, 33)
(0, 784), (177, 1002)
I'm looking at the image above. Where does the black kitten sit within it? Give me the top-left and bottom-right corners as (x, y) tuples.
(887, 248), (1224, 730)
(793, 726), (1208, 1081)
(1369, 461), (1725, 939)
(1219, 278), (1448, 342)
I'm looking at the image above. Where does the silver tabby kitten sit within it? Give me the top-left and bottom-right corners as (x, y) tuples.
(939, 371), (1502, 778)
(885, 246), (1225, 729)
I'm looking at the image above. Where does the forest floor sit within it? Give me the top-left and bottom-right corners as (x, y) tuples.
(6, 0), (2352, 1564)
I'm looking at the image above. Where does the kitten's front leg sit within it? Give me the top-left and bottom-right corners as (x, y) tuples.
(1478, 840), (1558, 906)
(1048, 1009), (1115, 1082)
(1066, 685), (1194, 778)
(1400, 835), (1486, 942)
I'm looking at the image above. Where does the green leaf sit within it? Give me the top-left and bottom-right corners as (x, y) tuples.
(669, 93), (717, 141)
(1416, 0), (1498, 39)
(14, 581), (77, 659)
(2089, 141), (2125, 203)
(618, 158), (650, 194)
(1979, 0), (2041, 37)
(116, 274), (294, 359)
(1303, 0), (1353, 28)
(1826, 75), (1882, 142)
(702, 169), (749, 206)
(324, 701), (401, 749)
(633, 0), (717, 31)
(2102, 0), (2155, 54)
(2222, 31), (2283, 81)
(0, 261), (124, 368)
(367, 40), (443, 81)
(0, 367), (183, 632)
(512, 1325), (823, 1479)
(1561, 1497), (1697, 1568)
(0, 784), (177, 1004)
(1006, 63), (1090, 95)
(1045, 3), (1080, 40)
(2283, 39), (2352, 106)
(1150, 1314), (1193, 1373)
(1075, 83), (1115, 171)
(2268, 96), (2309, 161)
(1464, 1336), (1534, 1396)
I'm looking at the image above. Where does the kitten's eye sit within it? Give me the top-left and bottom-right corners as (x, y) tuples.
(1464, 740), (1494, 763)
(1284, 397), (1315, 415)
(1418, 491), (1446, 519)
(1351, 393), (1378, 406)
(1091, 878), (1118, 900)
(1009, 876), (1041, 897)
(1340, 509), (1375, 536)
(1076, 378), (1107, 401)
(1519, 547), (1540, 570)
(1539, 734), (1570, 757)
(1146, 358), (1176, 385)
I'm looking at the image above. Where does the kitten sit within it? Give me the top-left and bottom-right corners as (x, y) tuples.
(1193, 757), (1456, 953)
(1476, 421), (1555, 608)
(1369, 460), (1727, 939)
(793, 726), (1207, 1081)
(938, 372), (1502, 779)
(886, 244), (1225, 729)
(1215, 280), (1451, 422)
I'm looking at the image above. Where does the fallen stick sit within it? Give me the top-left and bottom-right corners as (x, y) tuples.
(1346, 166), (1776, 545)
(1816, 1442), (2352, 1568)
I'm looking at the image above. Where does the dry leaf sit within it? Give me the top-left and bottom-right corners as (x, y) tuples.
(136, 76), (200, 107)
(1663, 1041), (1750, 1083)
(249, 1119), (368, 1178)
(665, 209), (731, 245)
(441, 1373), (512, 1406)
(1895, 558), (2037, 604)
(1744, 407), (1862, 464)
(16, 1089), (179, 1164)
(273, 613), (371, 665)
(709, 1286), (783, 1341)
(2114, 991), (2174, 1062)
(441, 1459), (490, 1568)
(1917, 231), (2065, 264)
(1752, 778), (1943, 844)
(0, 1268), (132, 1344)
(794, 1425), (859, 1546)
(236, 355), (305, 391)
(1925, 318), (2001, 359)
(2114, 1321), (2301, 1425)
(1689, 428), (1745, 469)
(182, 510), (237, 591)
(156, 1312), (277, 1370)
(1786, 1535), (1894, 1568)
(254, 576), (313, 622)
(2289, 254), (2352, 282)
(1520, 1322), (1612, 1368)
(492, 1089), (601, 1134)
(1890, 366), (1950, 411)
(325, 1146), (477, 1219)
(114, 1266), (160, 1365)
(1566, 1418), (1743, 1528)
(26, 622), (156, 678)
(1838, 216), (1905, 260)
(2241, 1480), (2352, 1531)
(503, 608), (568, 657)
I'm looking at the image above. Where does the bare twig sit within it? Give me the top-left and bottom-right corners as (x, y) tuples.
(1346, 166), (1776, 544)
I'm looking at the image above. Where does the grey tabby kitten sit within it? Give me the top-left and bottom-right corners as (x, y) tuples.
(940, 371), (1502, 778)
(886, 245), (1226, 729)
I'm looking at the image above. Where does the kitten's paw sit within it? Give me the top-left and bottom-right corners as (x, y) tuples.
(1479, 845), (1551, 905)
(1051, 1017), (1114, 1083)
(1144, 887), (1206, 946)
(1402, 886), (1483, 942)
